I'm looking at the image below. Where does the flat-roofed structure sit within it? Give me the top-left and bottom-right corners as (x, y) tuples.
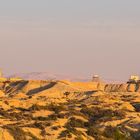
(127, 75), (140, 83)
(92, 75), (100, 82)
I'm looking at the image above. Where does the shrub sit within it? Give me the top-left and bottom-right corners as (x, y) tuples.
(34, 116), (49, 121)
(132, 103), (140, 112)
(40, 129), (47, 137)
(17, 107), (29, 112)
(29, 104), (47, 111)
(64, 92), (70, 97)
(81, 107), (126, 123)
(0, 108), (13, 119)
(131, 129), (140, 139)
(47, 103), (66, 114)
(87, 127), (102, 139)
(26, 132), (39, 140)
(75, 136), (84, 140)
(104, 126), (132, 140)
(64, 120), (83, 138)
(69, 110), (87, 119)
(57, 113), (66, 119)
(66, 117), (85, 128)
(33, 122), (45, 129)
(29, 103), (66, 114)
(33, 113), (58, 122)
(58, 130), (72, 139)
(51, 126), (59, 130)
(47, 114), (58, 121)
(9, 112), (23, 120)
(5, 125), (27, 140)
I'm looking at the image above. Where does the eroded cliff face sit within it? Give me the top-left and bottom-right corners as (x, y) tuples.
(104, 83), (140, 92)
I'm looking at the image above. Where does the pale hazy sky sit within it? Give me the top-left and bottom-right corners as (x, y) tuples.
(0, 0), (140, 81)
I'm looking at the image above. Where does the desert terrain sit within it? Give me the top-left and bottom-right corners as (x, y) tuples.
(0, 80), (140, 140)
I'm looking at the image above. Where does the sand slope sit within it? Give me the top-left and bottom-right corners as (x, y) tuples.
(0, 80), (140, 139)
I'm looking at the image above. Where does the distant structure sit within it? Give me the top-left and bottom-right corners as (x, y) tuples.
(9, 77), (23, 82)
(0, 69), (23, 82)
(127, 75), (140, 83)
(0, 69), (7, 82)
(0, 70), (3, 77)
(92, 75), (100, 82)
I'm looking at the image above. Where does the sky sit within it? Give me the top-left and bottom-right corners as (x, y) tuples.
(0, 0), (140, 81)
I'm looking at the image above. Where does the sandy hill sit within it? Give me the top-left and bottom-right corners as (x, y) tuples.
(0, 80), (140, 139)
(9, 72), (88, 81)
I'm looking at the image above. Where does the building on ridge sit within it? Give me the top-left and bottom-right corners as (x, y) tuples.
(92, 75), (100, 82)
(127, 75), (140, 83)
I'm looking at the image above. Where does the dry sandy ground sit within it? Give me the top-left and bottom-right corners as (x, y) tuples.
(0, 80), (139, 140)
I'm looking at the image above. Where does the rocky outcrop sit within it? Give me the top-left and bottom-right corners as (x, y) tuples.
(105, 83), (140, 92)
(136, 84), (140, 92)
(127, 84), (136, 92)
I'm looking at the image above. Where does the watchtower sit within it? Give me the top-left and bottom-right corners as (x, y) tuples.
(92, 75), (100, 82)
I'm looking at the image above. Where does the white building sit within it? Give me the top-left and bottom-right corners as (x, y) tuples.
(128, 75), (139, 83)
(92, 75), (100, 82)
